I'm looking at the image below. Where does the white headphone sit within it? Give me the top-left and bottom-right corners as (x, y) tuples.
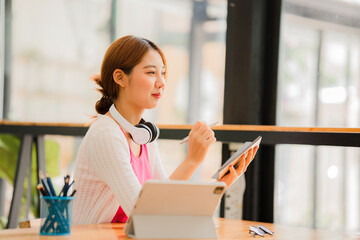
(109, 104), (160, 145)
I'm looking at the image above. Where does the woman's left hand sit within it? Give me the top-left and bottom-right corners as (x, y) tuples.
(219, 146), (259, 188)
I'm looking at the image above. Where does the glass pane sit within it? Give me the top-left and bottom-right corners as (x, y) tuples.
(316, 146), (345, 229)
(10, 0), (112, 123)
(115, 0), (226, 125)
(275, 145), (315, 228)
(277, 23), (318, 126)
(277, 0), (360, 232)
(318, 33), (349, 127)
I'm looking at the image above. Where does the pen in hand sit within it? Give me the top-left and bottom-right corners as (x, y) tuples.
(180, 121), (218, 144)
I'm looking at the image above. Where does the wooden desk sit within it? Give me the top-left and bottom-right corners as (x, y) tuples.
(0, 218), (359, 240)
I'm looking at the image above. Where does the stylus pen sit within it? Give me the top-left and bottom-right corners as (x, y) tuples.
(180, 121), (218, 144)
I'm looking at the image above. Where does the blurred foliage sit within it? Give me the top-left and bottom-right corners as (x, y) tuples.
(0, 134), (60, 229)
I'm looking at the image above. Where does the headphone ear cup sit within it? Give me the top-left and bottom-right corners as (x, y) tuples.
(142, 121), (159, 142)
(134, 123), (153, 144)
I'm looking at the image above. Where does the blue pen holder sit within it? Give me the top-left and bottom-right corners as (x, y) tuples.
(40, 196), (75, 235)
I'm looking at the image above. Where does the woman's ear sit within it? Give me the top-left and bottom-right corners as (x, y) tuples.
(113, 69), (127, 87)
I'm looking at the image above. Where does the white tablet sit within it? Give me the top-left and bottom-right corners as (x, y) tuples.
(124, 180), (227, 239)
(212, 136), (262, 180)
(129, 180), (226, 216)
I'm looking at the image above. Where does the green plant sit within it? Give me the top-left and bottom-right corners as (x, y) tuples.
(0, 134), (60, 229)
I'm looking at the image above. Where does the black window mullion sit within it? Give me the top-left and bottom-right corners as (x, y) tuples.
(222, 0), (282, 223)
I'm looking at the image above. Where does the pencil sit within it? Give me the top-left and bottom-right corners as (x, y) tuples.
(45, 173), (56, 196)
(180, 121), (219, 144)
(70, 190), (77, 197)
(67, 180), (74, 190)
(37, 184), (49, 196)
(63, 174), (71, 197)
(39, 171), (52, 196)
(59, 177), (69, 197)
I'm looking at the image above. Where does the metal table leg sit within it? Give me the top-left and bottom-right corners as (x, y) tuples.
(35, 135), (46, 217)
(7, 135), (33, 229)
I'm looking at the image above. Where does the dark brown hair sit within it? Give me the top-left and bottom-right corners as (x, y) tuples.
(93, 35), (167, 114)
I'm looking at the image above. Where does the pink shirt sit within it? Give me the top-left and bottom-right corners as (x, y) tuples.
(111, 129), (153, 223)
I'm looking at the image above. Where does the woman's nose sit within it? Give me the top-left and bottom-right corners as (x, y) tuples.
(156, 76), (166, 88)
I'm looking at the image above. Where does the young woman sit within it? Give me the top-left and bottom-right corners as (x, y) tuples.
(73, 35), (257, 224)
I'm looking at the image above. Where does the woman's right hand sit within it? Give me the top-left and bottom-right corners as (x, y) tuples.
(185, 121), (216, 167)
(219, 146), (258, 188)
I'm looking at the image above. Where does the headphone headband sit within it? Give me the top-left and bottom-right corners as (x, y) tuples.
(109, 104), (156, 145)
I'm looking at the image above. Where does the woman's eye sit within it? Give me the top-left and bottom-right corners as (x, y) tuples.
(147, 71), (155, 75)
(161, 72), (166, 76)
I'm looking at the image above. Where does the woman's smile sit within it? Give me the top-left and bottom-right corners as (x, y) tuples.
(151, 93), (161, 99)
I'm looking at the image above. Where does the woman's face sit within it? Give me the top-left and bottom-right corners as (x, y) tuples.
(121, 49), (166, 110)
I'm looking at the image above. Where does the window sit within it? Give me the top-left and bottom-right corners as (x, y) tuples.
(276, 0), (360, 231)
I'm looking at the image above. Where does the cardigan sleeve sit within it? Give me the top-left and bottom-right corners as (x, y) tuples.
(86, 124), (141, 217)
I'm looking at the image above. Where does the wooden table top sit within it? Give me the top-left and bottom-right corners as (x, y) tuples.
(0, 218), (359, 240)
(1, 120), (360, 133)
